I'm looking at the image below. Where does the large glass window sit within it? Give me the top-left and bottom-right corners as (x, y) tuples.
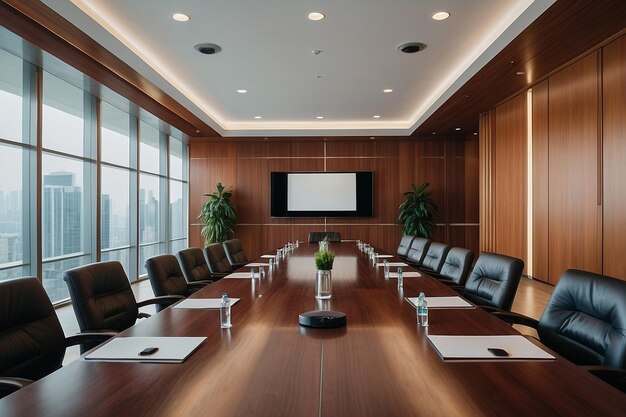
(0, 49), (23, 143)
(42, 72), (84, 156)
(101, 165), (131, 274)
(139, 173), (161, 276)
(101, 102), (130, 167)
(140, 121), (160, 174)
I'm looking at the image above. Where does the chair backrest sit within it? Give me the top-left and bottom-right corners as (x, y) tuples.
(63, 261), (138, 332)
(396, 235), (415, 258)
(308, 231), (341, 243)
(438, 247), (475, 285)
(538, 269), (626, 368)
(406, 237), (431, 266)
(177, 247), (212, 282)
(145, 254), (189, 297)
(421, 242), (451, 273)
(0, 277), (66, 384)
(223, 239), (249, 266)
(463, 252), (524, 311)
(203, 243), (233, 273)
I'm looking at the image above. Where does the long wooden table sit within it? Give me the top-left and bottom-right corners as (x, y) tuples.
(1, 243), (624, 416)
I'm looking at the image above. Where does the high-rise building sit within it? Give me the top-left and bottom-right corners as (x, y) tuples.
(42, 172), (82, 258)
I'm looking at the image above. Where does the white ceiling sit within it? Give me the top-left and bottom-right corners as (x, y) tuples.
(43, 0), (554, 137)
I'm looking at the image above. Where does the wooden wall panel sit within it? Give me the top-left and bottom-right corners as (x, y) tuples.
(479, 111), (496, 253)
(602, 35), (626, 281)
(548, 52), (601, 284)
(494, 93), (527, 264)
(189, 138), (478, 259)
(531, 80), (550, 282)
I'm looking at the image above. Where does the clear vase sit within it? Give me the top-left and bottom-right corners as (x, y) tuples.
(318, 241), (329, 252)
(316, 269), (332, 300)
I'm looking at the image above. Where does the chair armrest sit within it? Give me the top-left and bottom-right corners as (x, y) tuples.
(491, 310), (540, 329)
(231, 262), (248, 269)
(447, 285), (465, 294)
(583, 366), (626, 392)
(137, 295), (185, 308)
(188, 281), (212, 289)
(65, 332), (116, 348)
(210, 272), (230, 280)
(0, 377), (33, 394)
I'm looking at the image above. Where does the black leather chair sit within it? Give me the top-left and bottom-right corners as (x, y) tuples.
(63, 261), (183, 340)
(405, 237), (431, 267)
(308, 231), (341, 243)
(461, 252), (523, 311)
(430, 247), (475, 286)
(493, 269), (626, 392)
(177, 247), (218, 282)
(203, 243), (233, 277)
(145, 254), (211, 311)
(0, 277), (112, 398)
(223, 239), (249, 268)
(418, 242), (451, 274)
(396, 235), (415, 258)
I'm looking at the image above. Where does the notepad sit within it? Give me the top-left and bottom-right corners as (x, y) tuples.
(246, 262), (270, 267)
(406, 296), (473, 309)
(427, 335), (555, 361)
(389, 271), (421, 278)
(375, 254), (394, 258)
(260, 255), (276, 258)
(173, 298), (241, 309)
(376, 262), (408, 267)
(225, 272), (261, 279)
(84, 337), (206, 363)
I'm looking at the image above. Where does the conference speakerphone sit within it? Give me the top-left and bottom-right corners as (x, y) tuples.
(299, 310), (347, 328)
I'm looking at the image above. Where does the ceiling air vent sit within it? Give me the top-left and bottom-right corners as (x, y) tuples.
(194, 43), (222, 55)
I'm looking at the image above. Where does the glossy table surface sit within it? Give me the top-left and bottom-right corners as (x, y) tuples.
(1, 243), (624, 416)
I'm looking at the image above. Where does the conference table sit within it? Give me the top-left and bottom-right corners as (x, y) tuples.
(1, 243), (624, 416)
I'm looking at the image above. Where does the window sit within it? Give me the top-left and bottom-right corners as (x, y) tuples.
(139, 173), (162, 276)
(101, 165), (131, 275)
(140, 121), (161, 174)
(101, 102), (130, 167)
(0, 49), (23, 143)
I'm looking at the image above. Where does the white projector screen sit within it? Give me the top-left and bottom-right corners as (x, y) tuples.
(287, 173), (357, 211)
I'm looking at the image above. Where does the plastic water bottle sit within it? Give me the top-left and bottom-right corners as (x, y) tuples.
(250, 267), (255, 279)
(397, 267), (403, 289)
(384, 260), (390, 279)
(259, 265), (265, 278)
(417, 292), (428, 327)
(220, 293), (232, 329)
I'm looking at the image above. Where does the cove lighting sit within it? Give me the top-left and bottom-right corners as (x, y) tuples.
(172, 13), (190, 22)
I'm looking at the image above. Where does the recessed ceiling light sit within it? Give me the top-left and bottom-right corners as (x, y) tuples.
(316, 116), (324, 119)
(455, 127), (461, 131)
(398, 42), (427, 54)
(194, 43), (221, 55)
(432, 132), (436, 135)
(308, 12), (325, 21)
(383, 89), (393, 93)
(373, 115), (381, 119)
(473, 132), (478, 135)
(172, 13), (190, 22)
(237, 89), (248, 94)
(515, 71), (525, 76)
(254, 116), (262, 119)
(432, 12), (450, 21)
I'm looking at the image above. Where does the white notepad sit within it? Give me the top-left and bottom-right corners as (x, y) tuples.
(84, 337), (206, 363)
(427, 335), (555, 361)
(225, 272), (261, 279)
(246, 262), (270, 267)
(375, 254), (394, 258)
(406, 296), (474, 309)
(173, 298), (241, 309)
(389, 271), (421, 278)
(260, 255), (276, 258)
(376, 262), (408, 267)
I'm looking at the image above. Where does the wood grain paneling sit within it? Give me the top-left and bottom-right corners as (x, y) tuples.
(548, 52), (601, 284)
(494, 93), (527, 266)
(531, 80), (550, 282)
(479, 111), (495, 253)
(602, 34), (626, 281)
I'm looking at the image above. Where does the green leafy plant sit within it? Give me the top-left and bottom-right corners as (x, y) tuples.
(198, 182), (236, 245)
(398, 182), (438, 238)
(314, 250), (335, 270)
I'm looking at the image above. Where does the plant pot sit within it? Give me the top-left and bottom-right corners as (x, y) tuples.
(315, 269), (332, 300)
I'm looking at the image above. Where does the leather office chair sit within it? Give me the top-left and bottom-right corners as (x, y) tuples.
(396, 235), (415, 258)
(177, 247), (219, 282)
(405, 237), (431, 267)
(223, 239), (249, 268)
(462, 252), (524, 311)
(307, 231), (341, 243)
(418, 242), (451, 274)
(0, 277), (112, 398)
(63, 261), (183, 346)
(145, 254), (211, 311)
(493, 269), (626, 393)
(429, 247), (475, 286)
(203, 243), (233, 277)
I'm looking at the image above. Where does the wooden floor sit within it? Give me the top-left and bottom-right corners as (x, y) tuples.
(56, 276), (554, 364)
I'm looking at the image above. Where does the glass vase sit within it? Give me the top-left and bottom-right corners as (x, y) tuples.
(315, 269), (332, 300)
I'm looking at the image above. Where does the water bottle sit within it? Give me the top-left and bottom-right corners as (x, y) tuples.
(417, 292), (428, 327)
(397, 267), (403, 289)
(250, 267), (255, 279)
(384, 260), (390, 279)
(220, 293), (232, 329)
(259, 265), (265, 278)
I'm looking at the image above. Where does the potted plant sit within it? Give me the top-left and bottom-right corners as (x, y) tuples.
(198, 182), (236, 245)
(314, 249), (335, 300)
(398, 182), (438, 238)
